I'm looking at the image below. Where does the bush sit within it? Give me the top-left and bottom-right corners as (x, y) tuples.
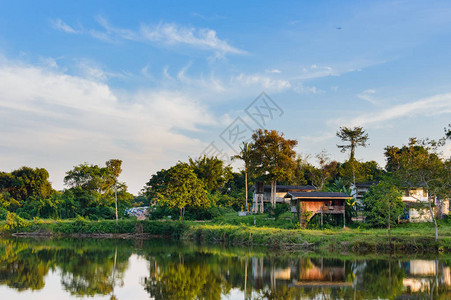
(3, 212), (30, 230)
(0, 208), (8, 221)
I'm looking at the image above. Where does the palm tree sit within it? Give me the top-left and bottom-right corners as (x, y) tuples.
(232, 142), (251, 211)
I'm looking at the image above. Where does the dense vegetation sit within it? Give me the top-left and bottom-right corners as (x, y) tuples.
(0, 126), (449, 243)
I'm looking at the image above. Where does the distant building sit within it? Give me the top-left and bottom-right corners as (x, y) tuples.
(252, 183), (316, 213)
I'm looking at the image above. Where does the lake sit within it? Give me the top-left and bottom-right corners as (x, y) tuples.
(0, 237), (450, 299)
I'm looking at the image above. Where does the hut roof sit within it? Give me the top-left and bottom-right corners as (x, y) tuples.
(285, 192), (352, 199)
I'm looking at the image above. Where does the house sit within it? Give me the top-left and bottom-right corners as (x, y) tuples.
(285, 192), (352, 228)
(353, 182), (449, 222)
(252, 183), (316, 213)
(401, 187), (449, 222)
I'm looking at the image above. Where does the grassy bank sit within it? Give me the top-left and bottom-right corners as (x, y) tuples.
(1, 217), (451, 253)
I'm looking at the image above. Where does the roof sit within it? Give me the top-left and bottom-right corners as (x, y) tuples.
(285, 192), (353, 199)
(263, 185), (316, 192)
(354, 181), (379, 188)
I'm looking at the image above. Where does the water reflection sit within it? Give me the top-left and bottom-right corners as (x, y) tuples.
(1, 237), (451, 299)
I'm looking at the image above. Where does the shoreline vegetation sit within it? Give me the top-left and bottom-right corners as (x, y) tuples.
(1, 218), (450, 254)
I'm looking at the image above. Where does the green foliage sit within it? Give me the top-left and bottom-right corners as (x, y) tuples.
(249, 129), (298, 183)
(272, 203), (289, 220)
(157, 162), (209, 219)
(143, 168), (169, 204)
(362, 180), (405, 228)
(336, 126), (369, 160)
(0, 167), (54, 203)
(4, 212), (29, 230)
(149, 202), (235, 221)
(0, 207), (7, 220)
(189, 155), (232, 192)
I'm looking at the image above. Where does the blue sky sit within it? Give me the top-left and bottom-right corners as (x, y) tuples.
(0, 1), (450, 193)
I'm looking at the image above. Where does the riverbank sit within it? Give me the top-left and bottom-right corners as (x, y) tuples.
(1, 218), (450, 253)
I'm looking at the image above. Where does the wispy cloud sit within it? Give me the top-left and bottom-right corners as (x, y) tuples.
(357, 89), (379, 105)
(335, 93), (451, 127)
(139, 22), (246, 56)
(232, 73), (291, 91)
(266, 69), (281, 74)
(52, 17), (246, 58)
(51, 18), (80, 34)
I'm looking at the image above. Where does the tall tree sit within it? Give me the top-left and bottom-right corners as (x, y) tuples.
(106, 159), (123, 223)
(231, 142), (252, 211)
(157, 162), (209, 219)
(336, 126), (369, 161)
(336, 126), (369, 187)
(248, 129), (297, 207)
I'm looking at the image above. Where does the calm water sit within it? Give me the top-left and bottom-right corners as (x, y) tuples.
(0, 238), (450, 299)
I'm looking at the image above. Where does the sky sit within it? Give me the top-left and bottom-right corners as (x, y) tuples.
(0, 1), (450, 194)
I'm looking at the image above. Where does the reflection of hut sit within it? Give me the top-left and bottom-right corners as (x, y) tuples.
(291, 258), (351, 288)
(285, 192), (352, 227)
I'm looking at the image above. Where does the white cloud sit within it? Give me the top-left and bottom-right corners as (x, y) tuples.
(0, 58), (216, 193)
(266, 69), (281, 73)
(293, 82), (322, 94)
(52, 17), (246, 58)
(335, 93), (451, 128)
(357, 89), (379, 105)
(140, 22), (246, 56)
(232, 73), (291, 91)
(51, 19), (80, 34)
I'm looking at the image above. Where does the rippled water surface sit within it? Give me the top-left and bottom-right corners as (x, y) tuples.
(0, 237), (450, 299)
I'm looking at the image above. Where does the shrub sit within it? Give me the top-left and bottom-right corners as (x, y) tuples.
(0, 207), (7, 221)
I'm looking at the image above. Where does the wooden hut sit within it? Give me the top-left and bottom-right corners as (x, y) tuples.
(285, 192), (352, 228)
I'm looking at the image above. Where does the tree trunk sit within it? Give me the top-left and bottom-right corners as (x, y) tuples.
(427, 200), (439, 242)
(245, 172), (248, 211)
(388, 203), (391, 252)
(412, 193), (438, 242)
(114, 184), (118, 224)
(270, 181), (276, 208)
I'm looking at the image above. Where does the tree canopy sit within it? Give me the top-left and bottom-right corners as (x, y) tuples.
(248, 129), (297, 183)
(157, 162), (209, 219)
(336, 126), (369, 161)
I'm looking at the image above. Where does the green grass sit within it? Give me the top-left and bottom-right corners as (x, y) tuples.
(1, 216), (451, 253)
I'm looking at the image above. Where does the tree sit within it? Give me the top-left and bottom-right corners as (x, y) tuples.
(64, 161), (130, 220)
(336, 126), (369, 161)
(64, 163), (108, 194)
(362, 179), (404, 248)
(248, 129), (298, 208)
(310, 150), (336, 190)
(188, 155), (232, 192)
(144, 169), (169, 205)
(231, 142), (252, 211)
(336, 126), (369, 187)
(157, 162), (209, 219)
(0, 167), (54, 202)
(106, 159), (122, 223)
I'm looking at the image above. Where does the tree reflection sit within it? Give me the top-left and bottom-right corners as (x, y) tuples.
(0, 238), (129, 296)
(2, 238), (451, 299)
